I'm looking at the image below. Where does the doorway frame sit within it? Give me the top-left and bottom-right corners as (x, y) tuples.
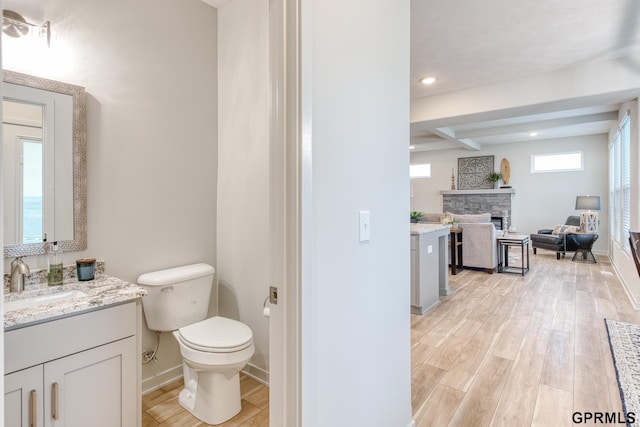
(269, 0), (303, 425)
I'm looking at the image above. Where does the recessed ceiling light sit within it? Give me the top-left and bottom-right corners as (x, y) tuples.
(421, 76), (437, 85)
(409, 145), (416, 150)
(528, 131), (538, 137)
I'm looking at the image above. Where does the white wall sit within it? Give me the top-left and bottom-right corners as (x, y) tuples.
(610, 100), (640, 306)
(301, 0), (413, 426)
(3, 0), (218, 391)
(216, 0), (270, 378)
(411, 134), (610, 253)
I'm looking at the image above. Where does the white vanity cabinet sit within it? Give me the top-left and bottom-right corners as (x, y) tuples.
(5, 365), (43, 427)
(44, 337), (136, 426)
(4, 301), (140, 427)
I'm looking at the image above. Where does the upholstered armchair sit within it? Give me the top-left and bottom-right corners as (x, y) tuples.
(530, 216), (581, 259)
(630, 231), (640, 277)
(445, 212), (498, 273)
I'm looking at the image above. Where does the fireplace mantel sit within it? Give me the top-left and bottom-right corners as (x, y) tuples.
(440, 188), (515, 195)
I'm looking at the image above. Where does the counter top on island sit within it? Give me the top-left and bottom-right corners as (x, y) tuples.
(410, 223), (451, 235)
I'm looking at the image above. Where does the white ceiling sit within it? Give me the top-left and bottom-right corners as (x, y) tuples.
(4, 0), (639, 152)
(410, 0), (640, 151)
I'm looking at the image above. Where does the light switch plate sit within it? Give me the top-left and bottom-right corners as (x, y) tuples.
(359, 211), (371, 242)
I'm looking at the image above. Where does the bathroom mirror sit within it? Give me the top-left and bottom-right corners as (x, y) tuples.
(2, 70), (87, 257)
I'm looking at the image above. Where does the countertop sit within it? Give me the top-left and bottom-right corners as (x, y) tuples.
(410, 223), (451, 235)
(4, 276), (147, 330)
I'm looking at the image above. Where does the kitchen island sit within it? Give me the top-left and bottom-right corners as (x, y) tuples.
(410, 223), (451, 314)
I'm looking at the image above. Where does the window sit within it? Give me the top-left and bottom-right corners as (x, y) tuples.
(531, 151), (583, 173)
(21, 139), (43, 244)
(610, 115), (631, 251)
(410, 163), (431, 179)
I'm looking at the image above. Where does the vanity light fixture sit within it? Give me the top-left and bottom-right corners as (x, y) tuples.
(2, 10), (51, 47)
(421, 76), (437, 85)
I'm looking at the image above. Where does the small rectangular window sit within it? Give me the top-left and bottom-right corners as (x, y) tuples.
(531, 151), (583, 173)
(410, 163), (431, 179)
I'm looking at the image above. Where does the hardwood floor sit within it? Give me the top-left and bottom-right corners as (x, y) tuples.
(142, 374), (268, 427)
(412, 250), (637, 427)
(143, 250), (635, 426)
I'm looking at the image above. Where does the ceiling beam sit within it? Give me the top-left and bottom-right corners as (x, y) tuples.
(410, 140), (460, 152)
(410, 54), (640, 125)
(453, 111), (618, 139)
(410, 136), (446, 145)
(431, 127), (481, 151)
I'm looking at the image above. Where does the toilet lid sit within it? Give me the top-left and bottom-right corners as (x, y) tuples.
(178, 316), (253, 353)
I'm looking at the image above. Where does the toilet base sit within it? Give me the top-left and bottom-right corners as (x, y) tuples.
(178, 362), (242, 425)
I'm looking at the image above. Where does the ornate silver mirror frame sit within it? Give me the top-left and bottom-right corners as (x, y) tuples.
(3, 70), (87, 257)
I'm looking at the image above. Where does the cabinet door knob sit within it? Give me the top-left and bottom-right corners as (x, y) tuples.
(51, 382), (59, 420)
(30, 390), (37, 427)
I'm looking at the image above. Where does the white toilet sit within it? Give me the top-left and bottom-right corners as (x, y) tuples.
(137, 263), (254, 425)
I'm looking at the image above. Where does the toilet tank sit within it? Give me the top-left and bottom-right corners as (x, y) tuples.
(137, 263), (215, 332)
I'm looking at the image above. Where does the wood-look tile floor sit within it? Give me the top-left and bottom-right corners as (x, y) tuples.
(142, 374), (268, 427)
(143, 251), (636, 427)
(411, 251), (638, 427)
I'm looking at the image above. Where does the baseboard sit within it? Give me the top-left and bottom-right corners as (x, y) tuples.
(242, 363), (269, 386)
(609, 255), (640, 310)
(141, 365), (183, 395)
(411, 300), (440, 315)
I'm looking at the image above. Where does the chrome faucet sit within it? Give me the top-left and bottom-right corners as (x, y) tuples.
(10, 256), (30, 293)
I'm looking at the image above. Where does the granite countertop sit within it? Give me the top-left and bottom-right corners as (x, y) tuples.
(410, 223), (451, 235)
(4, 275), (147, 330)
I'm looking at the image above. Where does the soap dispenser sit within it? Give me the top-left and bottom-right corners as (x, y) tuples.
(48, 241), (64, 286)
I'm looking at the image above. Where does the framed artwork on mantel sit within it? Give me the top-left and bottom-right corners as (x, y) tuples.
(458, 155), (494, 189)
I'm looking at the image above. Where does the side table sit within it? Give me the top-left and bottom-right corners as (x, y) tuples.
(449, 227), (463, 275)
(567, 233), (598, 263)
(497, 234), (530, 276)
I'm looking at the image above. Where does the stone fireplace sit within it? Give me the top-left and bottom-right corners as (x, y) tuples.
(440, 188), (515, 229)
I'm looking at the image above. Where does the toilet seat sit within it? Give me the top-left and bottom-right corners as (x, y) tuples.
(177, 316), (253, 353)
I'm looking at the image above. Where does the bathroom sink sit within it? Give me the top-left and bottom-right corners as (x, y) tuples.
(4, 290), (89, 312)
